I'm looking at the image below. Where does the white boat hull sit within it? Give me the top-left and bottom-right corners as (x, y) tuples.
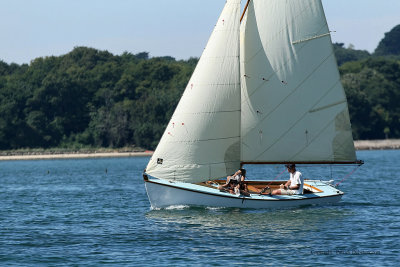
(144, 177), (343, 209)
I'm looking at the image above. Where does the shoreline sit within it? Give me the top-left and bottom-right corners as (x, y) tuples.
(0, 151), (154, 161)
(0, 139), (399, 161)
(354, 139), (400, 150)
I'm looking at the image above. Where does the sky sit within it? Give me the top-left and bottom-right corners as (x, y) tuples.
(1, 0), (399, 64)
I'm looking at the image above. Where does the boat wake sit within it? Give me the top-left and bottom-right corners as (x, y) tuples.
(151, 205), (190, 211)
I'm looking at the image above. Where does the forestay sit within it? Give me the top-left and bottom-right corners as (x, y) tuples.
(240, 0), (357, 163)
(146, 0), (241, 183)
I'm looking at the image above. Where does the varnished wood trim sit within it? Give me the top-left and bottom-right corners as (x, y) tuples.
(240, 0), (251, 23)
(304, 183), (323, 193)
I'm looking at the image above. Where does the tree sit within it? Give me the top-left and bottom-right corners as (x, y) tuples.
(2, 37), (399, 151)
(374, 24), (400, 56)
(333, 43), (370, 66)
(340, 58), (400, 139)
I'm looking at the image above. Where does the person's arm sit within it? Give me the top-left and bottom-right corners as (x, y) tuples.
(280, 180), (290, 189)
(288, 184), (300, 190)
(283, 180), (299, 190)
(223, 176), (232, 185)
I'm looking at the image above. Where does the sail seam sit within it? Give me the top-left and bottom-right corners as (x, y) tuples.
(241, 1), (347, 162)
(251, 68), (341, 160)
(190, 160), (241, 167)
(201, 56), (240, 59)
(264, 79), (342, 160)
(289, 119), (335, 161)
(249, 51), (336, 142)
(241, 23), (329, 105)
(279, 84), (350, 161)
(185, 83), (240, 86)
(177, 110), (240, 115)
(241, 1), (323, 65)
(240, 0), (330, 107)
(167, 136), (240, 143)
(288, 104), (356, 162)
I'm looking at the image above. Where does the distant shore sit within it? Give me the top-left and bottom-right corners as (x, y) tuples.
(0, 150), (154, 161)
(354, 139), (400, 150)
(0, 139), (399, 161)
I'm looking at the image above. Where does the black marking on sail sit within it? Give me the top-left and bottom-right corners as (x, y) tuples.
(157, 158), (163, 164)
(305, 129), (309, 146)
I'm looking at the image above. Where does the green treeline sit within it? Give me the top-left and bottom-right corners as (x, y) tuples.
(1, 25), (399, 150)
(0, 49), (197, 150)
(333, 24), (400, 140)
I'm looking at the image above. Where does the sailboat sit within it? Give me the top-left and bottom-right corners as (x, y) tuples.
(143, 0), (363, 209)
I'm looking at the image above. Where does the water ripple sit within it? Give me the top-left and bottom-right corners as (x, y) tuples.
(0, 153), (399, 265)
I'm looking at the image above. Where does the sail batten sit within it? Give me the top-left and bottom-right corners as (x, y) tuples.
(309, 99), (346, 113)
(292, 32), (331, 45)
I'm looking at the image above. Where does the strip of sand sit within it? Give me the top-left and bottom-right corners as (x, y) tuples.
(354, 139), (400, 150)
(0, 151), (153, 161)
(0, 139), (399, 161)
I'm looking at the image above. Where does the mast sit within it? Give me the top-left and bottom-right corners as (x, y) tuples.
(240, 0), (251, 22)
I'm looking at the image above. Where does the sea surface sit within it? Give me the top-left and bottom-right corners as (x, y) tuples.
(0, 150), (399, 266)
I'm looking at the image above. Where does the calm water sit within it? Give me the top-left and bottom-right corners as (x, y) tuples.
(0, 150), (399, 266)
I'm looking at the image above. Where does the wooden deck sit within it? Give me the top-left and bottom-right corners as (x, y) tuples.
(200, 180), (321, 195)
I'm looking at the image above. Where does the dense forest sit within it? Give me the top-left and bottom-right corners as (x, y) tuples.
(0, 25), (399, 150)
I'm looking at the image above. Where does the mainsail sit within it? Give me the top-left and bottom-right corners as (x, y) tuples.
(240, 0), (357, 163)
(146, 0), (358, 184)
(145, 0), (242, 182)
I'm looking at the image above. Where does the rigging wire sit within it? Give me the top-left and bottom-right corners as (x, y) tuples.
(335, 164), (362, 187)
(269, 168), (287, 185)
(259, 167), (287, 193)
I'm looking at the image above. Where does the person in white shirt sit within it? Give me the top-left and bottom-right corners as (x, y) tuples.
(272, 164), (304, 195)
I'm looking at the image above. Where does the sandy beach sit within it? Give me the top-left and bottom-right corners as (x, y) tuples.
(354, 139), (400, 150)
(0, 139), (399, 161)
(0, 151), (154, 161)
